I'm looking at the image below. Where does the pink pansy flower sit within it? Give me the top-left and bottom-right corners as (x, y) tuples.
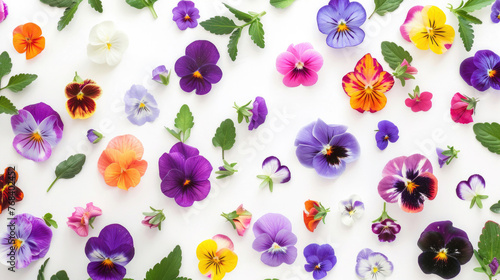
(67, 202), (102, 237)
(405, 86), (432, 112)
(400, 59), (418, 79)
(276, 42), (323, 87)
(222, 204), (252, 236)
(450, 92), (478, 124)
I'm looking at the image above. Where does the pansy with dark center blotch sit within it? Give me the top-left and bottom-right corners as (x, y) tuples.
(417, 221), (473, 279)
(0, 167), (23, 214)
(65, 77), (102, 119)
(459, 50), (500, 92)
(378, 154), (438, 213)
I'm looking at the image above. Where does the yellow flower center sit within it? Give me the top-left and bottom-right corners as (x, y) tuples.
(296, 61), (304, 70)
(489, 69), (497, 78)
(193, 71), (203, 79)
(13, 239), (23, 250)
(384, 135), (389, 140)
(139, 102), (146, 108)
(315, 264), (321, 270)
(348, 209), (355, 216)
(77, 92), (84, 100)
(426, 26), (435, 37)
(498, 14), (500, 20)
(434, 249), (448, 261)
(337, 21), (349, 32)
(406, 181), (419, 194)
(183, 179), (191, 186)
(184, 15), (191, 20)
(372, 266), (379, 273)
(106, 43), (112, 50)
(31, 131), (43, 142)
(102, 258), (114, 267)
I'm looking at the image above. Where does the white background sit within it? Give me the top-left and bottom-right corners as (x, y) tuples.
(1, 0), (500, 279)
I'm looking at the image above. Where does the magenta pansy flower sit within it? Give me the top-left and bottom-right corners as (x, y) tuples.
(405, 86), (432, 112)
(10, 102), (64, 162)
(172, 0), (200, 30)
(276, 43), (323, 87)
(372, 219), (401, 243)
(450, 93), (478, 124)
(0, 0), (7, 23)
(67, 202), (102, 237)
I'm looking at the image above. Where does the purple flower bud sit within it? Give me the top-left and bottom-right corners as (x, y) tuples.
(152, 65), (170, 85)
(490, 257), (499, 276)
(0, 1), (8, 23)
(249, 96), (268, 130)
(86, 129), (103, 144)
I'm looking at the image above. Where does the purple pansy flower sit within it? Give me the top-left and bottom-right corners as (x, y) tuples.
(159, 142), (213, 207)
(372, 219), (401, 242)
(375, 120), (399, 150)
(355, 248), (393, 280)
(460, 50), (500, 91)
(0, 0), (7, 23)
(304, 243), (337, 280)
(257, 156), (291, 192)
(175, 40), (222, 95)
(172, 0), (200, 30)
(85, 224), (134, 280)
(249, 96), (268, 130)
(124, 85), (160, 126)
(10, 102), (64, 162)
(491, 0), (500, 23)
(456, 174), (488, 209)
(294, 119), (360, 178)
(417, 221), (473, 279)
(0, 213), (52, 269)
(152, 65), (170, 85)
(252, 213), (297, 267)
(317, 0), (367, 48)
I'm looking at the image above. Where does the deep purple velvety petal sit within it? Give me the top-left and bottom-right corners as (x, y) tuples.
(473, 50), (500, 70)
(169, 142), (199, 158)
(375, 131), (389, 150)
(418, 251), (461, 279)
(175, 179), (211, 207)
(471, 69), (493, 91)
(98, 224), (134, 251)
(252, 233), (274, 252)
(198, 64), (222, 84)
(85, 237), (110, 262)
(108, 243), (135, 266)
(22, 102), (64, 131)
(253, 213), (292, 238)
(421, 221), (469, 245)
(326, 26), (365, 48)
(26, 215), (52, 260)
(446, 237), (473, 264)
(174, 56), (198, 77)
(185, 155), (213, 181)
(87, 261), (127, 280)
(303, 243), (320, 260)
(312, 268), (328, 280)
(316, 244), (335, 262)
(459, 57), (476, 86)
(312, 153), (347, 178)
(179, 75), (213, 95)
(158, 152), (186, 180)
(249, 96), (268, 130)
(160, 169), (185, 200)
(296, 144), (321, 168)
(185, 40), (220, 66)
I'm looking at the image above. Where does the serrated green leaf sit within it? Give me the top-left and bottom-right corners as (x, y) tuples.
(212, 119), (236, 152)
(459, 0), (496, 13)
(47, 154), (86, 192)
(228, 29), (242, 61)
(270, 0), (295, 8)
(88, 0), (103, 13)
(4, 74), (38, 92)
(249, 19), (265, 48)
(0, 96), (18, 115)
(50, 271), (69, 280)
(40, 0), (74, 7)
(370, 0), (404, 18)
(455, 10), (482, 24)
(457, 15), (474, 51)
(37, 258), (50, 280)
(174, 105), (194, 132)
(491, 201), (500, 213)
(200, 16), (238, 35)
(126, 0), (146, 9)
(144, 245), (182, 280)
(381, 41), (413, 70)
(57, 0), (82, 31)
(223, 3), (253, 22)
(473, 123), (500, 154)
(0, 51), (12, 81)
(478, 221), (500, 264)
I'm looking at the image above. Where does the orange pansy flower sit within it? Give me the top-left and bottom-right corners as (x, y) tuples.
(98, 135), (147, 190)
(13, 22), (45, 59)
(65, 74), (102, 119)
(303, 200), (322, 232)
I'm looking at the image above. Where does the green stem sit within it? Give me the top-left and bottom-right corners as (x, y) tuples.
(47, 177), (59, 192)
(238, 11), (266, 28)
(368, 10), (376, 19)
(222, 149), (225, 160)
(147, 4), (158, 19)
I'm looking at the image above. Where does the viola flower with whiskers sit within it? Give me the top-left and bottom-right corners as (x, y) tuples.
(124, 85), (159, 126)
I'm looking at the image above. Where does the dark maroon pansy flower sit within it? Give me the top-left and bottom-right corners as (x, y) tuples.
(372, 219), (401, 242)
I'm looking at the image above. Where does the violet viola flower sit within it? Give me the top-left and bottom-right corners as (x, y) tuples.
(303, 243), (337, 280)
(252, 213), (297, 267)
(417, 221), (473, 279)
(124, 85), (160, 126)
(456, 174), (488, 209)
(87, 129), (103, 144)
(0, 213), (52, 269)
(378, 154), (438, 213)
(460, 50), (500, 91)
(436, 146), (460, 168)
(375, 120), (399, 150)
(152, 65), (171, 85)
(234, 96), (268, 130)
(159, 142), (213, 207)
(492, 0), (500, 23)
(172, 1), (200, 30)
(67, 202), (102, 237)
(174, 40), (222, 95)
(355, 248), (393, 280)
(85, 224), (135, 280)
(317, 0), (367, 48)
(0, 0), (7, 23)
(276, 43), (323, 87)
(257, 156), (291, 192)
(10, 102), (64, 162)
(295, 119), (360, 179)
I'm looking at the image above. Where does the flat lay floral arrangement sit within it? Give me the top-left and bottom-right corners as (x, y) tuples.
(1, 0), (500, 280)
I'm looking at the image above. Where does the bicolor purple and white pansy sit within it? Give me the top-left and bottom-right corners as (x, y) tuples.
(355, 248), (393, 280)
(338, 195), (364, 226)
(124, 85), (160, 126)
(456, 174), (488, 209)
(257, 156), (291, 192)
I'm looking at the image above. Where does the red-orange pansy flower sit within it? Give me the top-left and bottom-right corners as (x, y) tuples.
(13, 22), (45, 59)
(1, 167), (24, 214)
(65, 73), (102, 119)
(303, 200), (330, 232)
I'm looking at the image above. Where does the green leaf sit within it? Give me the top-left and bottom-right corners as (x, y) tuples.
(50, 271), (69, 280)
(200, 16), (238, 35)
(212, 119), (236, 152)
(126, 0), (146, 9)
(165, 127), (181, 142)
(270, 0), (296, 8)
(174, 278), (191, 280)
(478, 221), (500, 264)
(0, 51), (12, 81)
(459, 0), (496, 13)
(0, 96), (18, 115)
(144, 245), (182, 280)
(43, 213), (59, 228)
(380, 41), (413, 70)
(47, 154), (86, 192)
(490, 201), (500, 213)
(88, 0), (103, 13)
(457, 15), (474, 52)
(37, 258), (50, 280)
(455, 10), (482, 24)
(174, 105), (194, 133)
(40, 0), (75, 7)
(228, 29), (242, 61)
(473, 123), (500, 154)
(223, 3), (253, 22)
(3, 74), (38, 92)
(58, 0), (82, 31)
(370, 0), (404, 18)
(248, 19), (265, 48)
(473, 267), (486, 273)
